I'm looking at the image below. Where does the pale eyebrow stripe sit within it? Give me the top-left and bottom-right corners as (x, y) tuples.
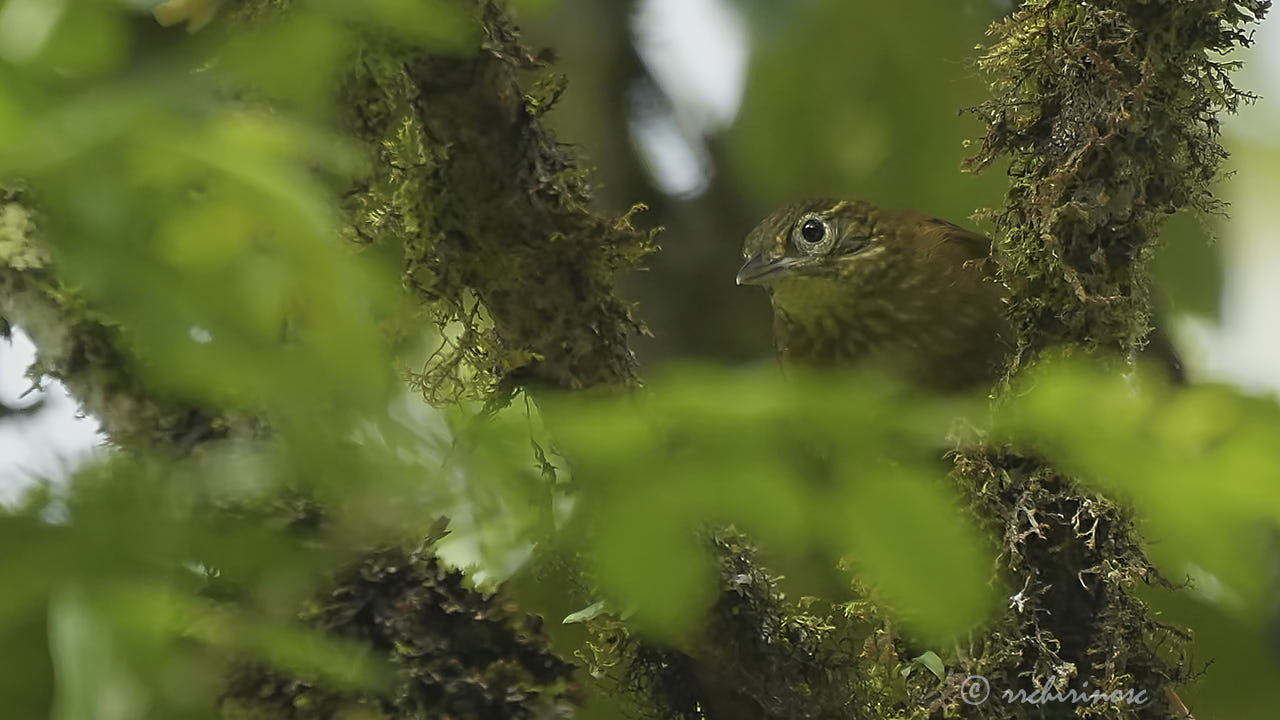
(826, 200), (850, 215)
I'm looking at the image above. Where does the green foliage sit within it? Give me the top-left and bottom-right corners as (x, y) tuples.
(0, 2), (582, 718)
(223, 547), (579, 720)
(539, 358), (1280, 719)
(548, 366), (996, 640)
(728, 0), (1004, 222)
(1, 456), (374, 719)
(1004, 359), (1280, 609)
(2, 6), (395, 429)
(1000, 357), (1280, 714)
(608, 530), (936, 720)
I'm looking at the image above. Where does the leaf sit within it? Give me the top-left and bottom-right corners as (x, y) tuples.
(545, 365), (993, 637)
(48, 585), (147, 720)
(913, 650), (946, 682)
(178, 594), (391, 692)
(563, 600), (608, 625)
(840, 467), (995, 641)
(1001, 358), (1280, 615)
(152, 0), (223, 31)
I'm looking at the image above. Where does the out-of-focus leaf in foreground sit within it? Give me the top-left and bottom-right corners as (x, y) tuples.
(999, 358), (1280, 611)
(4, 455), (388, 719)
(0, 2), (484, 717)
(728, 0), (1003, 221)
(544, 366), (997, 640)
(0, 0), (453, 495)
(997, 357), (1280, 715)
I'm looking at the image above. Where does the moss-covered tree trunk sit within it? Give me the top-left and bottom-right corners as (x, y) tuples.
(952, 1), (1269, 718)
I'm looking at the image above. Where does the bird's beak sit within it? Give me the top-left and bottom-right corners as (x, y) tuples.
(736, 254), (807, 286)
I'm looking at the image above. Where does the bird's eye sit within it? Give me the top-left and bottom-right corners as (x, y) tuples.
(791, 213), (833, 254)
(800, 218), (826, 244)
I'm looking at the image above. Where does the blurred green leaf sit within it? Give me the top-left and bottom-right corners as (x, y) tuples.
(182, 595), (390, 691)
(840, 466), (994, 641)
(1143, 581), (1280, 720)
(1151, 211), (1223, 319)
(1000, 358), (1280, 617)
(0, 0), (126, 74)
(1, 4), (400, 470)
(219, 9), (352, 111)
(728, 0), (1003, 220)
(316, 0), (482, 51)
(546, 365), (995, 639)
(34, 4), (129, 75)
(49, 585), (148, 720)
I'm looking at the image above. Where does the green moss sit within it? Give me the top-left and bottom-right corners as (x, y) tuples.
(612, 530), (936, 720)
(965, 0), (1269, 370)
(0, 187), (245, 450)
(949, 453), (1191, 719)
(4, 5), (620, 720)
(957, 2), (1268, 717)
(221, 546), (580, 720)
(0, 201), (50, 272)
(338, 0), (656, 405)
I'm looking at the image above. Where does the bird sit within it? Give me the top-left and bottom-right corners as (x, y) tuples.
(736, 198), (1009, 390)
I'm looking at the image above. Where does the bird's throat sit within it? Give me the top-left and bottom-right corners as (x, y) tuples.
(769, 275), (896, 365)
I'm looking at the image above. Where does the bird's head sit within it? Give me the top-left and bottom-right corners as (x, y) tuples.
(735, 198), (1005, 384)
(736, 198), (898, 287)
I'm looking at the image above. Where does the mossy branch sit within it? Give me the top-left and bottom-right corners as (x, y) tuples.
(1, 187), (243, 450)
(966, 0), (1269, 370)
(340, 0), (655, 403)
(953, 2), (1269, 718)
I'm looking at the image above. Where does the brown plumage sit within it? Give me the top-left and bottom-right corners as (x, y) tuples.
(737, 199), (1009, 390)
